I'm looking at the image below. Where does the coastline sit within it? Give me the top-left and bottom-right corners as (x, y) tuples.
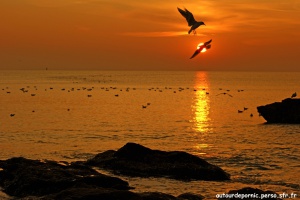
(0, 143), (290, 200)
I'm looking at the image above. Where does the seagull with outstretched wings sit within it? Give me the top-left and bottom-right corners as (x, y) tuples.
(177, 7), (205, 34)
(190, 39), (212, 59)
(216, 92), (233, 97)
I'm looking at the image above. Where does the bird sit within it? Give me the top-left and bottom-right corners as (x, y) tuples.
(190, 39), (212, 59)
(216, 92), (232, 97)
(177, 7), (205, 34)
(291, 92), (297, 98)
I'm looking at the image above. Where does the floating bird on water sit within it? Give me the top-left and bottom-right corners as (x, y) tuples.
(177, 7), (205, 34)
(190, 39), (212, 59)
(291, 92), (297, 98)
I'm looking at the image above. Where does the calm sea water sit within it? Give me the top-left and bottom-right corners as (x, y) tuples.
(0, 70), (299, 199)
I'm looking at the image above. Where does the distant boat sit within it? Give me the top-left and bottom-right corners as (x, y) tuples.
(257, 98), (300, 123)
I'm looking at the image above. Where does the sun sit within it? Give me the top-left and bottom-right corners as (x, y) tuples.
(197, 43), (207, 53)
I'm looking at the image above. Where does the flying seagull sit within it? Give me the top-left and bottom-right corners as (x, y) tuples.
(177, 7), (205, 34)
(216, 92), (233, 97)
(190, 39), (212, 59)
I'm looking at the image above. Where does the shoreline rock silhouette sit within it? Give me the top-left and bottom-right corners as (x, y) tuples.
(257, 98), (300, 123)
(85, 142), (230, 181)
(0, 143), (280, 200)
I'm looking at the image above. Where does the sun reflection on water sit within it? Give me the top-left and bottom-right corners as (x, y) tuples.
(191, 72), (212, 155)
(192, 72), (210, 133)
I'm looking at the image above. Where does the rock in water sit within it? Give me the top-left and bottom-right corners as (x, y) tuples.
(86, 142), (230, 181)
(257, 98), (300, 123)
(0, 157), (130, 197)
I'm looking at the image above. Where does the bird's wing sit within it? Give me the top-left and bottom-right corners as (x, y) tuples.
(204, 39), (212, 46)
(177, 7), (187, 17)
(190, 48), (202, 59)
(184, 8), (197, 26)
(178, 7), (196, 26)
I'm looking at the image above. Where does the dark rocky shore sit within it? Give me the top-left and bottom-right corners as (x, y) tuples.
(257, 98), (300, 123)
(0, 143), (280, 199)
(84, 142), (230, 181)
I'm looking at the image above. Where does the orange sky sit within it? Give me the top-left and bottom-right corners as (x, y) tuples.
(1, 0), (300, 71)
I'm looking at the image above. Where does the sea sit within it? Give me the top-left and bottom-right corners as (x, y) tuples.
(0, 70), (299, 199)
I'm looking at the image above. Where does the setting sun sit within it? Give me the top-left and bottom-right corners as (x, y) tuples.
(197, 43), (207, 53)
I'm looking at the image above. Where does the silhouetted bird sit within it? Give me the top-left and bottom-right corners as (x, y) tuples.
(291, 92), (297, 98)
(190, 39), (212, 59)
(177, 7), (205, 34)
(216, 92), (232, 97)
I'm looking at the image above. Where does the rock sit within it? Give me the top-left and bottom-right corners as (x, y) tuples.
(44, 187), (142, 200)
(0, 156), (208, 200)
(37, 190), (203, 200)
(0, 157), (131, 197)
(86, 142), (230, 181)
(257, 98), (300, 123)
(177, 193), (205, 200)
(139, 192), (177, 200)
(217, 187), (281, 200)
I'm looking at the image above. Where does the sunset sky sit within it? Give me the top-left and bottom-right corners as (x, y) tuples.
(1, 0), (300, 71)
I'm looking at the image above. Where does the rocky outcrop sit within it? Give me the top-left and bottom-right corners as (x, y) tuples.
(85, 142), (230, 181)
(43, 188), (141, 200)
(39, 190), (204, 200)
(0, 157), (130, 198)
(257, 98), (300, 123)
(0, 145), (285, 200)
(0, 152), (205, 199)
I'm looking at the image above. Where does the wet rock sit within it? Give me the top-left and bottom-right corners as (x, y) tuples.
(0, 157), (130, 198)
(43, 187), (142, 200)
(22, 190), (203, 200)
(177, 193), (205, 200)
(86, 142), (230, 181)
(257, 98), (300, 123)
(217, 187), (281, 200)
(139, 192), (177, 200)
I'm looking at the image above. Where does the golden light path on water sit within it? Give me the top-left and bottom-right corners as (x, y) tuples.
(191, 71), (211, 155)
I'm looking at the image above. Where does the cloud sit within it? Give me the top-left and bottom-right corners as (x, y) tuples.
(120, 31), (206, 37)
